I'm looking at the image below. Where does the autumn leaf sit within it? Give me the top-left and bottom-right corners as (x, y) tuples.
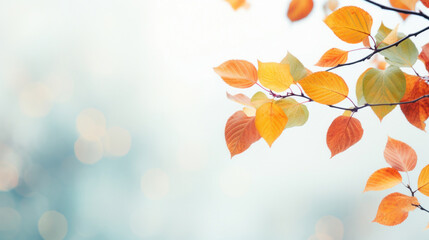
(418, 43), (429, 72)
(287, 0), (313, 22)
(363, 37), (371, 48)
(422, 0), (429, 8)
(375, 23), (418, 67)
(225, 111), (261, 157)
(418, 164), (429, 196)
(255, 102), (288, 147)
(214, 60), (257, 88)
(384, 137), (417, 172)
(315, 48), (348, 67)
(324, 6), (373, 44)
(382, 24), (399, 45)
(356, 68), (371, 105)
(251, 91), (270, 109)
(299, 72), (349, 105)
(226, 92), (252, 107)
(400, 74), (429, 130)
(389, 0), (418, 20)
(281, 52), (309, 82)
(362, 66), (406, 120)
(373, 192), (419, 226)
(258, 61), (294, 93)
(276, 98), (309, 128)
(364, 167), (402, 192)
(327, 0), (339, 12)
(225, 0), (247, 10)
(326, 116), (364, 157)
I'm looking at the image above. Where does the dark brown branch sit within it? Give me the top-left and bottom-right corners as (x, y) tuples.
(413, 204), (429, 213)
(271, 91), (429, 113)
(326, 26), (429, 71)
(364, 0), (429, 21)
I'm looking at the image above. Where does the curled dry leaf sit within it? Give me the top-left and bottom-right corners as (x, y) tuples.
(400, 74), (429, 131)
(364, 167), (402, 192)
(287, 0), (314, 22)
(299, 72), (349, 105)
(255, 102), (288, 147)
(418, 43), (429, 72)
(315, 48), (348, 67)
(373, 192), (419, 226)
(418, 164), (429, 196)
(326, 116), (364, 158)
(214, 60), (257, 88)
(225, 111), (261, 157)
(258, 61), (294, 93)
(324, 6), (373, 44)
(384, 137), (417, 172)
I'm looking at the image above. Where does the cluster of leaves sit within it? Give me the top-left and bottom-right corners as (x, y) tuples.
(364, 137), (429, 227)
(216, 0), (429, 228)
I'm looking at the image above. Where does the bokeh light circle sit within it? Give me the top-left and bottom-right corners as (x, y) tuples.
(74, 138), (103, 164)
(38, 211), (68, 240)
(141, 169), (170, 200)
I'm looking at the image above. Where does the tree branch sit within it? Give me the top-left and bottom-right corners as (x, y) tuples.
(270, 91), (429, 113)
(326, 26), (429, 71)
(364, 0), (429, 21)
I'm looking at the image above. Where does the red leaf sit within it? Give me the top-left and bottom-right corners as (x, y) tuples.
(326, 116), (364, 158)
(400, 74), (429, 130)
(225, 111), (261, 157)
(418, 43), (429, 73)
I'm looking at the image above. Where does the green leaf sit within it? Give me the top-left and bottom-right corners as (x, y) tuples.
(356, 68), (371, 105)
(275, 98), (309, 128)
(362, 66), (406, 120)
(251, 91), (270, 109)
(375, 23), (418, 67)
(280, 52), (308, 82)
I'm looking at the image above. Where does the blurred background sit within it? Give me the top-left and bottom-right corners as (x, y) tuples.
(0, 0), (428, 239)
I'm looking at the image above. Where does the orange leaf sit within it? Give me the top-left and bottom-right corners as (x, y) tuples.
(400, 74), (429, 130)
(418, 164), (429, 196)
(389, 0), (417, 20)
(315, 48), (348, 67)
(418, 43), (429, 72)
(327, 0), (339, 12)
(326, 116), (363, 157)
(373, 192), (419, 226)
(364, 167), (402, 192)
(214, 60), (257, 88)
(225, 111), (261, 157)
(384, 137), (417, 172)
(255, 102), (288, 147)
(225, 0), (247, 10)
(299, 72), (349, 105)
(324, 6), (373, 44)
(363, 37), (371, 48)
(422, 0), (429, 8)
(287, 0), (314, 22)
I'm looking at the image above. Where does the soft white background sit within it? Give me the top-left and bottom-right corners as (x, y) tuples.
(0, 0), (428, 239)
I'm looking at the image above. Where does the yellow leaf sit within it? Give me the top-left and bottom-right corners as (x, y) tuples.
(362, 66), (406, 120)
(324, 6), (373, 44)
(418, 164), (429, 196)
(356, 68), (371, 105)
(281, 52), (309, 83)
(214, 60), (257, 88)
(287, 0), (314, 22)
(250, 91), (270, 109)
(315, 48), (348, 67)
(258, 61), (294, 92)
(382, 24), (399, 45)
(299, 72), (349, 105)
(364, 167), (402, 192)
(275, 98), (309, 128)
(255, 102), (288, 147)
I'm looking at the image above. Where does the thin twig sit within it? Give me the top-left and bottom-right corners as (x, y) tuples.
(364, 0), (429, 21)
(326, 26), (429, 71)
